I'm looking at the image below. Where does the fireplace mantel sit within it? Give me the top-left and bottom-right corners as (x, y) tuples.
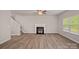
(34, 24), (47, 34)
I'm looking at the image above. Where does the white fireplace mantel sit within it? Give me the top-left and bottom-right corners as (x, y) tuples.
(34, 24), (47, 33)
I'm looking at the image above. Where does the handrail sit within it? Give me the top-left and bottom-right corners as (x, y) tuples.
(10, 16), (23, 34)
(11, 16), (20, 25)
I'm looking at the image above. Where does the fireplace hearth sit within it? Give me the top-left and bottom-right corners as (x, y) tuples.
(36, 27), (44, 34)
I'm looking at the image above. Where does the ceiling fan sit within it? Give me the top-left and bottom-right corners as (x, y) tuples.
(36, 10), (47, 15)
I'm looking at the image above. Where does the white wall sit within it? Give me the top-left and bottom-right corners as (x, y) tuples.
(0, 11), (11, 44)
(15, 15), (58, 33)
(58, 10), (79, 43)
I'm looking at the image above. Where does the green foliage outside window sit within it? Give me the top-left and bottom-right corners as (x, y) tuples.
(71, 16), (79, 32)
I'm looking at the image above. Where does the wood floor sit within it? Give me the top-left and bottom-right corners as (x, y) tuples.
(0, 33), (79, 49)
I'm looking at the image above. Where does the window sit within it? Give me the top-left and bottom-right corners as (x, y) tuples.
(71, 16), (79, 33)
(63, 16), (79, 34)
(63, 17), (71, 31)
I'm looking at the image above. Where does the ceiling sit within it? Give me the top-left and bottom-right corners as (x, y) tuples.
(11, 10), (65, 16)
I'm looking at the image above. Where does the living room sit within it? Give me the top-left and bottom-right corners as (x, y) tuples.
(1, 0), (79, 59)
(0, 10), (79, 49)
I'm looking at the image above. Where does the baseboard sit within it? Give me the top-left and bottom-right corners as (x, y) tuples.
(58, 33), (79, 44)
(11, 33), (21, 36)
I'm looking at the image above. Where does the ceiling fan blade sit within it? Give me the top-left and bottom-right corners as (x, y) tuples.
(43, 10), (47, 14)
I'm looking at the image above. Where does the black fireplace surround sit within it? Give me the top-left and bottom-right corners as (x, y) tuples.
(36, 27), (44, 34)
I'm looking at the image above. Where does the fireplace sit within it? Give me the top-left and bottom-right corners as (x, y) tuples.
(36, 27), (44, 34)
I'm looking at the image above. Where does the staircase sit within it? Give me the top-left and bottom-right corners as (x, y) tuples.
(9, 16), (22, 35)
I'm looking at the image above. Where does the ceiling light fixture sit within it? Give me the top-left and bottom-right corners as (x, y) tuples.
(37, 10), (46, 15)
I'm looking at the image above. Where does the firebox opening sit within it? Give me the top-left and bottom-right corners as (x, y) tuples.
(36, 27), (44, 34)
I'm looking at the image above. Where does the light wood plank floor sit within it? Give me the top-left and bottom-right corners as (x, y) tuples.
(0, 33), (79, 49)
